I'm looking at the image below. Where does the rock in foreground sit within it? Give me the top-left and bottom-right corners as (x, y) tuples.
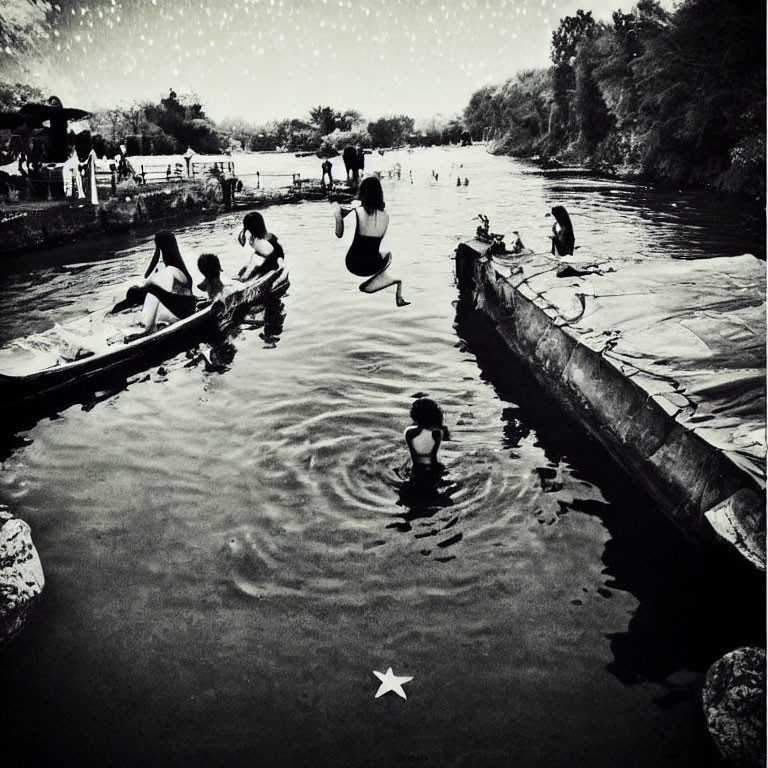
(703, 646), (766, 768)
(0, 505), (45, 649)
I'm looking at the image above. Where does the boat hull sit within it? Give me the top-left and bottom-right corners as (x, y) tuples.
(0, 267), (288, 416)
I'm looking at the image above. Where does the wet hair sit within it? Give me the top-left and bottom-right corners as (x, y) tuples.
(242, 211), (267, 240)
(551, 205), (573, 232)
(358, 176), (385, 215)
(410, 398), (444, 430)
(197, 252), (222, 279)
(550, 205), (575, 255)
(145, 230), (193, 284)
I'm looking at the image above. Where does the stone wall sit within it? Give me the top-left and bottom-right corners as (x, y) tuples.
(0, 179), (221, 256)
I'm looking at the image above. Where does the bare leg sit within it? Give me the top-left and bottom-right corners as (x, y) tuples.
(359, 255), (410, 307)
(141, 291), (160, 331)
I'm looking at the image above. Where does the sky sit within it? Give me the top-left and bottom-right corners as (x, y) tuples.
(0, 0), (676, 125)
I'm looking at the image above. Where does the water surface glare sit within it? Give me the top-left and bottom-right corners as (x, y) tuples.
(0, 147), (763, 768)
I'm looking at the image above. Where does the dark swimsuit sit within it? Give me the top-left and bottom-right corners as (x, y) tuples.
(345, 209), (388, 277)
(145, 284), (196, 319)
(552, 227), (575, 256)
(249, 234), (284, 278)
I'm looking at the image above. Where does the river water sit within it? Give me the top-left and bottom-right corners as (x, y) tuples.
(0, 147), (764, 768)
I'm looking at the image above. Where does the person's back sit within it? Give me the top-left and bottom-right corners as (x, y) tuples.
(406, 426), (443, 466)
(355, 206), (389, 238)
(405, 398), (447, 468)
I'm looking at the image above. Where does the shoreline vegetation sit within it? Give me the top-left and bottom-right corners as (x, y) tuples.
(466, 0), (765, 199)
(1, 0), (764, 202)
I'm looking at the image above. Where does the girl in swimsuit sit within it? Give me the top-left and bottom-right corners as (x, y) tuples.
(550, 205), (575, 256)
(332, 176), (409, 307)
(116, 231), (196, 339)
(405, 397), (449, 470)
(237, 211), (284, 281)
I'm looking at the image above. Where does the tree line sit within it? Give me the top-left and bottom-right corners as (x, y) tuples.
(0, 83), (466, 161)
(463, 0), (765, 197)
(1, 0), (763, 196)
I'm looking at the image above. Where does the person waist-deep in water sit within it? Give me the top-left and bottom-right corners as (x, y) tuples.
(237, 211), (284, 281)
(550, 205), (575, 256)
(332, 176), (409, 307)
(112, 230), (196, 338)
(405, 397), (449, 470)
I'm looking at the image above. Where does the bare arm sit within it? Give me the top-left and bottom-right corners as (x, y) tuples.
(332, 202), (354, 238)
(430, 429), (443, 464)
(143, 245), (161, 278)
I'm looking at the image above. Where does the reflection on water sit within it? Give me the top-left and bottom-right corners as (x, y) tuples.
(455, 298), (766, 692)
(0, 147), (764, 768)
(389, 462), (464, 561)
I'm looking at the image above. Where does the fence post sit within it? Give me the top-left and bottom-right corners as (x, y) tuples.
(111, 168), (117, 195)
(256, 171), (260, 189)
(141, 165), (146, 185)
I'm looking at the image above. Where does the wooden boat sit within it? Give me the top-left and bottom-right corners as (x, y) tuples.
(0, 266), (288, 411)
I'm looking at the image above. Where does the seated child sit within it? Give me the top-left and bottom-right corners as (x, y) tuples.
(197, 253), (225, 299)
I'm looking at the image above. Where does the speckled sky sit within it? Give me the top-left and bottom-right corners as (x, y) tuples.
(1, 0), (674, 123)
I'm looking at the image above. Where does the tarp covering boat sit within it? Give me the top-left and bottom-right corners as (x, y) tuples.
(459, 241), (765, 567)
(487, 249), (766, 486)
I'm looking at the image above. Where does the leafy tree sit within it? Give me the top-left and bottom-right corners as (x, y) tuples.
(632, 0), (765, 190)
(219, 116), (259, 151)
(309, 106), (339, 136)
(551, 10), (597, 66)
(463, 85), (502, 140)
(0, 81), (45, 110)
(367, 115), (414, 147)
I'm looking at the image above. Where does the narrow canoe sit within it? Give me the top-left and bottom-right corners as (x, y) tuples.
(0, 266), (288, 410)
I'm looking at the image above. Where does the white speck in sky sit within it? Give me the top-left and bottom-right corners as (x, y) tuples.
(1, 0), (679, 124)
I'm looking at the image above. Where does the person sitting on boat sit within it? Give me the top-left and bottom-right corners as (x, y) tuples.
(116, 231), (196, 339)
(550, 205), (575, 256)
(197, 253), (225, 300)
(405, 397), (449, 471)
(331, 176), (410, 307)
(237, 212), (284, 281)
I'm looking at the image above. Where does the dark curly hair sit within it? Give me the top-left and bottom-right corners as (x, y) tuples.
(410, 397), (444, 429)
(197, 252), (222, 279)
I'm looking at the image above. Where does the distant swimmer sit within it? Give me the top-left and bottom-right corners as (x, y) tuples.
(457, 176), (461, 186)
(549, 205), (575, 256)
(332, 176), (410, 307)
(464, 177), (469, 186)
(197, 253), (224, 299)
(405, 397), (449, 470)
(237, 211), (284, 281)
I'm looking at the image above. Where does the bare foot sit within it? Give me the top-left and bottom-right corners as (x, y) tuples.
(396, 297), (411, 307)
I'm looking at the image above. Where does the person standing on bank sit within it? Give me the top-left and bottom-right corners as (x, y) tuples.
(331, 176), (409, 307)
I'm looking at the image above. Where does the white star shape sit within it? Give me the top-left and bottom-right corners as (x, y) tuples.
(373, 667), (414, 699)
